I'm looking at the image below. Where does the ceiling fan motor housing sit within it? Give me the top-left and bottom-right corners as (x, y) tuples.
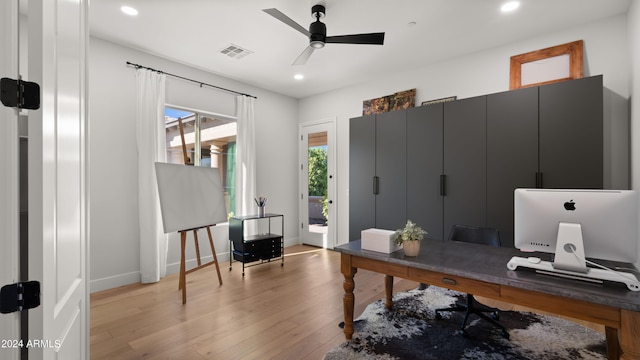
(309, 20), (327, 45)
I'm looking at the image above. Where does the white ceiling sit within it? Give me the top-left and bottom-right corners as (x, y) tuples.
(90, 0), (631, 99)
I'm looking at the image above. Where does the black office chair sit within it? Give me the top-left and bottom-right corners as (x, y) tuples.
(435, 225), (509, 339)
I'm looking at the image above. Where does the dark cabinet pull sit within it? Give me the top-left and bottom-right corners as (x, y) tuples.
(373, 176), (379, 194)
(539, 172), (544, 188)
(535, 172), (539, 188)
(440, 174), (446, 196)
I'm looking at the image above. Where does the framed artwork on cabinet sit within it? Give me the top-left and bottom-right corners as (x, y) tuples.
(363, 89), (415, 115)
(509, 40), (583, 90)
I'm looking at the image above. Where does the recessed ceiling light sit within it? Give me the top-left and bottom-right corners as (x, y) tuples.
(501, 1), (520, 13)
(121, 6), (138, 16)
(294, 74), (304, 80)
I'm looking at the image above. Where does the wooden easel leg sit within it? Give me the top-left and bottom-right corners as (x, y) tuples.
(193, 230), (202, 266)
(180, 231), (187, 304)
(207, 226), (223, 285)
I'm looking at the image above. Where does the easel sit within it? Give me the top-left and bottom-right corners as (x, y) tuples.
(178, 225), (223, 304)
(176, 117), (222, 304)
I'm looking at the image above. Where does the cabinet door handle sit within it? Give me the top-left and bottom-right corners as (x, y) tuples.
(440, 174), (446, 196)
(539, 172), (544, 188)
(373, 176), (379, 195)
(535, 172), (539, 188)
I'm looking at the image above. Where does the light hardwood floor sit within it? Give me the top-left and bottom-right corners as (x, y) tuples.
(90, 245), (419, 359)
(90, 245), (602, 359)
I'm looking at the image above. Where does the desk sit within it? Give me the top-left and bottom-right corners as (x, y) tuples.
(335, 239), (640, 360)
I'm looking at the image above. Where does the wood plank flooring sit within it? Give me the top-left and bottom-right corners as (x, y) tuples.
(90, 245), (602, 359)
(90, 245), (419, 359)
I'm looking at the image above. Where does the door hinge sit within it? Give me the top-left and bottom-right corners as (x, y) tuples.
(1, 77), (40, 110)
(301, 222), (304, 229)
(0, 281), (41, 314)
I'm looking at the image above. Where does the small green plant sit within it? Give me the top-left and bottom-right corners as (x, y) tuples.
(392, 220), (427, 245)
(322, 194), (329, 223)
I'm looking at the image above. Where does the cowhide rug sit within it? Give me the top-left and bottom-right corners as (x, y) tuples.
(326, 286), (606, 360)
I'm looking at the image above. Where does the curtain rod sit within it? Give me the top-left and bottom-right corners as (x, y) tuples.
(126, 61), (257, 99)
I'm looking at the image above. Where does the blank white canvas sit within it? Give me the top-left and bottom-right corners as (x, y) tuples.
(155, 162), (228, 233)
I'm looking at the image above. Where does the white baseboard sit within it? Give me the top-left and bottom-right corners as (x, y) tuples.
(165, 252), (231, 275)
(91, 237), (298, 293)
(284, 236), (299, 247)
(90, 271), (141, 293)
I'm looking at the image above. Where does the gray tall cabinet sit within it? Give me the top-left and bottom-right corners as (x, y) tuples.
(349, 111), (407, 241)
(349, 75), (604, 247)
(486, 76), (603, 246)
(406, 104), (443, 240)
(443, 97), (487, 238)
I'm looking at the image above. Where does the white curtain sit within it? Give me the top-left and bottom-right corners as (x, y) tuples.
(136, 69), (168, 283)
(235, 95), (257, 218)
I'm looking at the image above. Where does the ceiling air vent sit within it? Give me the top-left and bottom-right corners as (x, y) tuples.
(219, 44), (253, 59)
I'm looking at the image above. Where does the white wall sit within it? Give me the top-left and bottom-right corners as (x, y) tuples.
(89, 37), (299, 292)
(298, 14), (631, 247)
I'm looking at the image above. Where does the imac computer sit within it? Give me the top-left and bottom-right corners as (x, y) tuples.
(507, 189), (640, 291)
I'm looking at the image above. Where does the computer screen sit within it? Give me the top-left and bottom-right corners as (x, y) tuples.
(514, 189), (638, 266)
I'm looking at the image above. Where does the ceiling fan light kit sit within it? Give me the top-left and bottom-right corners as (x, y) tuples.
(263, 4), (385, 65)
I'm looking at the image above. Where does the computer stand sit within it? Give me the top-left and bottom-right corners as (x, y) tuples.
(507, 256), (640, 291)
(508, 222), (640, 291)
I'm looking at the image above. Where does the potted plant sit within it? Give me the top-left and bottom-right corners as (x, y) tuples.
(393, 220), (427, 257)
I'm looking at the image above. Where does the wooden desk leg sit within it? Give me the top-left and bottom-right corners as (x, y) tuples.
(341, 254), (357, 340)
(605, 326), (620, 360)
(619, 309), (640, 360)
(180, 231), (187, 304)
(384, 275), (394, 310)
(206, 226), (223, 286)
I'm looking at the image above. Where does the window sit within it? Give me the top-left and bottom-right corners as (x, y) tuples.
(164, 106), (237, 215)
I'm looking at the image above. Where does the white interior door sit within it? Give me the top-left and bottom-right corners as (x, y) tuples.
(299, 119), (336, 248)
(0, 1), (21, 359)
(28, 1), (89, 358)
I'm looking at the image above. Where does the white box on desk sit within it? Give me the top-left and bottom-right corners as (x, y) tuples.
(361, 228), (401, 253)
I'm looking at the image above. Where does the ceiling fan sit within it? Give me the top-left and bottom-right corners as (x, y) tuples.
(263, 4), (385, 66)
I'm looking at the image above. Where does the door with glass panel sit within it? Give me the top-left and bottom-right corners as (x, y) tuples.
(299, 119), (336, 248)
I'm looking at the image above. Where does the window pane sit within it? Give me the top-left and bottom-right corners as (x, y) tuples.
(164, 107), (237, 216)
(165, 108), (195, 165)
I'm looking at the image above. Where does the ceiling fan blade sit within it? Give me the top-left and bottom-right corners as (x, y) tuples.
(293, 46), (315, 66)
(263, 8), (310, 37)
(325, 33), (385, 45)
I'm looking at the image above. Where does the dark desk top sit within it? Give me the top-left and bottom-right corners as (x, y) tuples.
(335, 239), (640, 312)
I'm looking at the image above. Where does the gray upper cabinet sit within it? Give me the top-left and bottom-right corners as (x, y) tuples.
(443, 96), (487, 236)
(539, 75), (603, 189)
(349, 75), (606, 245)
(348, 111), (407, 240)
(486, 87), (539, 247)
(349, 115), (376, 241)
(407, 104), (444, 240)
(375, 111), (407, 231)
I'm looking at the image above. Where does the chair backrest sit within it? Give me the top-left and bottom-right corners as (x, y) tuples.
(448, 224), (501, 247)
